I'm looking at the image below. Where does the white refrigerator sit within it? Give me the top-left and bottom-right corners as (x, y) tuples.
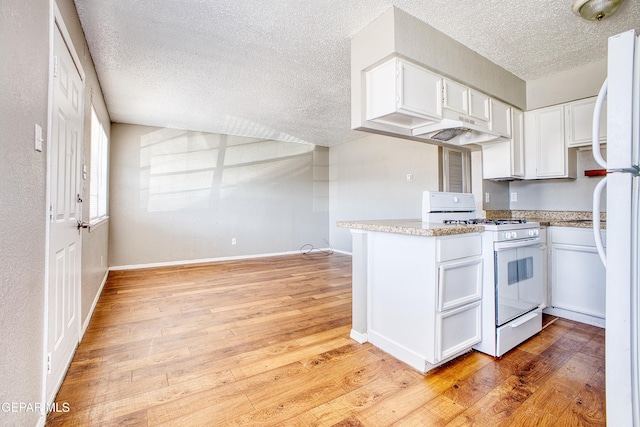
(592, 29), (640, 426)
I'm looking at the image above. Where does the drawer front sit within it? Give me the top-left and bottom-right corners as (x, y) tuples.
(496, 309), (542, 357)
(438, 258), (482, 311)
(436, 234), (482, 262)
(436, 301), (481, 362)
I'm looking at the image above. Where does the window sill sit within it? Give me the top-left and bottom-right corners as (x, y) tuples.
(89, 216), (109, 232)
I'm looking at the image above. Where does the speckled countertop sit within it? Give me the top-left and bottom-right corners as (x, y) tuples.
(486, 210), (606, 229)
(336, 219), (484, 237)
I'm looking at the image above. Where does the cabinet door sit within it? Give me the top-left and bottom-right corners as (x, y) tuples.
(551, 243), (606, 318)
(436, 301), (481, 362)
(535, 106), (567, 178)
(490, 99), (511, 138)
(437, 258), (482, 311)
(511, 108), (525, 177)
(566, 97), (607, 147)
(365, 58), (442, 128)
(443, 79), (468, 115)
(397, 60), (443, 122)
(468, 89), (490, 123)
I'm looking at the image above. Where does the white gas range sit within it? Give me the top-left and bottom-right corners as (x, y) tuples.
(422, 191), (543, 357)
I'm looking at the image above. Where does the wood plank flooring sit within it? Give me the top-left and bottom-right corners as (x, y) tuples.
(46, 253), (605, 426)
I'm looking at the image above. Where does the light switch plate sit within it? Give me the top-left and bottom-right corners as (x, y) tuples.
(34, 124), (43, 152)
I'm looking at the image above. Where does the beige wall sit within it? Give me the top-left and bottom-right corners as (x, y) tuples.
(351, 7), (527, 132)
(329, 134), (441, 252)
(0, 1), (109, 424)
(109, 124), (329, 267)
(526, 58), (607, 110)
(513, 59), (608, 212)
(0, 0), (50, 425)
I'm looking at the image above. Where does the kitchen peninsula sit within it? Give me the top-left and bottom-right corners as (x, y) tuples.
(337, 218), (485, 373)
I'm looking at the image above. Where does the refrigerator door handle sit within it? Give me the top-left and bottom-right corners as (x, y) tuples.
(592, 78), (608, 169)
(592, 176), (607, 267)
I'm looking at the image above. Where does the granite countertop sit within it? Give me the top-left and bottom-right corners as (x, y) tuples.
(486, 210), (606, 229)
(336, 219), (484, 237)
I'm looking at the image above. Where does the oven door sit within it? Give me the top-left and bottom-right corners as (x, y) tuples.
(494, 238), (542, 326)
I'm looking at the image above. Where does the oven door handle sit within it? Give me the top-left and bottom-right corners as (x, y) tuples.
(494, 237), (540, 251)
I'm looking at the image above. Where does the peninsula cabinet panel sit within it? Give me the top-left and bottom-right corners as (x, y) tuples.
(367, 231), (482, 373)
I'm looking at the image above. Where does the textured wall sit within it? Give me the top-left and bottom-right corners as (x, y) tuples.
(0, 0), (49, 425)
(109, 124), (329, 267)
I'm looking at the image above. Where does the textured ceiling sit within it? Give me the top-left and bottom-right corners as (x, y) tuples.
(73, 0), (640, 146)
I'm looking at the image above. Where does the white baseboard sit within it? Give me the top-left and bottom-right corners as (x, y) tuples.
(332, 248), (352, 255)
(350, 329), (368, 343)
(543, 307), (605, 328)
(81, 269), (109, 340)
(109, 249), (352, 271)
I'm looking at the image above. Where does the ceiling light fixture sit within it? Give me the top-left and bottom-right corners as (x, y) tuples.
(572, 0), (625, 21)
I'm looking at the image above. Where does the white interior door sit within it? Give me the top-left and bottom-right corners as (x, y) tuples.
(46, 24), (83, 405)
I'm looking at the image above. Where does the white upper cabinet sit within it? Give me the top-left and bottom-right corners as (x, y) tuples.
(489, 99), (512, 139)
(481, 107), (524, 180)
(365, 57), (442, 129)
(468, 89), (491, 123)
(565, 96), (607, 147)
(443, 80), (490, 129)
(443, 80), (468, 115)
(524, 105), (576, 179)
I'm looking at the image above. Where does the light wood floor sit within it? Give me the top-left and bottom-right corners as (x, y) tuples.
(46, 253), (605, 426)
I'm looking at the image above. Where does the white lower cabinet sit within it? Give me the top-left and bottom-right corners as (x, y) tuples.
(367, 231), (482, 372)
(546, 227), (606, 327)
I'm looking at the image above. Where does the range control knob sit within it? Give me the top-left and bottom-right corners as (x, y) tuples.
(528, 229), (535, 236)
(504, 232), (512, 239)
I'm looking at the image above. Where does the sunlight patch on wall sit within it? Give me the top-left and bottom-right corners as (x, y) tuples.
(140, 128), (220, 212)
(139, 127), (316, 212)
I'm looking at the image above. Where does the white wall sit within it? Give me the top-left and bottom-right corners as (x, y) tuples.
(109, 124), (329, 267)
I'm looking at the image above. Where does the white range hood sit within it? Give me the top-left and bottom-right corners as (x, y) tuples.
(414, 117), (504, 146)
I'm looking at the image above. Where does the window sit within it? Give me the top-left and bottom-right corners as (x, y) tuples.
(90, 106), (108, 222)
(439, 146), (471, 193)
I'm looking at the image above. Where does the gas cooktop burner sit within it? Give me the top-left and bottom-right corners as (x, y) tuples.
(443, 218), (528, 225)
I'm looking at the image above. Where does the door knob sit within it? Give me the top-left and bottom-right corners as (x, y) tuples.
(77, 220), (90, 230)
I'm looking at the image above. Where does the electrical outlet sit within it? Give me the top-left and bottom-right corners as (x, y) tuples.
(231, 238), (237, 245)
(485, 192), (491, 203)
(406, 173), (413, 182)
(510, 192), (518, 202)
